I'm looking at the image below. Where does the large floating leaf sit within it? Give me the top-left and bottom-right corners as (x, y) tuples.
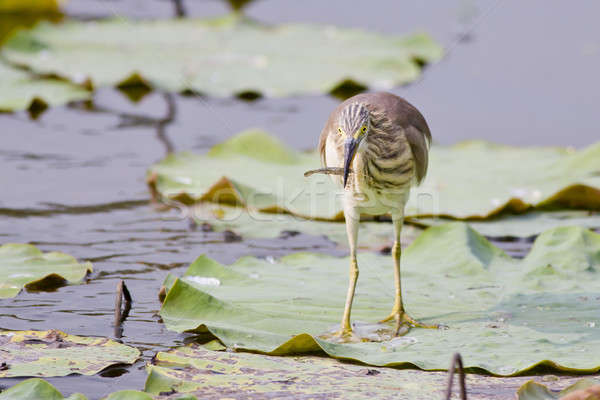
(415, 141), (600, 218)
(0, 378), (86, 400)
(1, 16), (442, 97)
(146, 344), (527, 400)
(103, 391), (153, 400)
(148, 130), (343, 219)
(190, 204), (413, 250)
(159, 223), (600, 375)
(0, 330), (140, 377)
(148, 130), (600, 221)
(194, 205), (600, 243)
(518, 379), (600, 400)
(0, 0), (64, 13)
(0, 243), (92, 298)
(0, 378), (152, 400)
(414, 211), (600, 238)
(0, 62), (90, 112)
(0, 2), (63, 46)
(0, 374), (594, 400)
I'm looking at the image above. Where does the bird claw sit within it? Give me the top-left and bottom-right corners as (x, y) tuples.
(321, 327), (362, 343)
(379, 314), (395, 323)
(379, 311), (441, 336)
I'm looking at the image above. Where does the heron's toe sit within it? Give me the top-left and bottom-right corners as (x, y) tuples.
(380, 311), (442, 336)
(378, 313), (395, 323)
(321, 328), (362, 343)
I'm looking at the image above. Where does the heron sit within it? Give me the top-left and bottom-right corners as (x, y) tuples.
(316, 92), (439, 339)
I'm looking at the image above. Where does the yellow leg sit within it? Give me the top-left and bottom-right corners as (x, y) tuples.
(339, 256), (359, 335)
(328, 206), (361, 342)
(380, 217), (439, 335)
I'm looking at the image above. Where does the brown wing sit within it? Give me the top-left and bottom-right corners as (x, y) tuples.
(318, 120), (331, 167)
(318, 100), (346, 167)
(405, 125), (430, 184)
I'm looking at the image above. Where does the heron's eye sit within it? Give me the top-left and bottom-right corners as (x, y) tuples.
(361, 125), (367, 134)
(337, 127), (343, 135)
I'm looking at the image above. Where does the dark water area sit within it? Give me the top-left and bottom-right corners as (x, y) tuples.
(1, 0), (599, 398)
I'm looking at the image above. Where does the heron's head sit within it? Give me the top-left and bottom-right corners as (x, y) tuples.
(337, 102), (370, 188)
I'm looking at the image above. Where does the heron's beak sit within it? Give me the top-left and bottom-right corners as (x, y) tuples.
(343, 137), (359, 188)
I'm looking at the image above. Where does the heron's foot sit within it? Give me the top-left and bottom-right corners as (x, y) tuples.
(379, 310), (440, 336)
(321, 326), (361, 343)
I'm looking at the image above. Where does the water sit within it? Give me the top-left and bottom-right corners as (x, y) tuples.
(2, 0), (599, 398)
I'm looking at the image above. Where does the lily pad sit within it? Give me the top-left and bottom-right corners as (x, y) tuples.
(188, 203), (416, 250)
(0, 0), (63, 13)
(1, 16), (442, 97)
(103, 391), (153, 400)
(517, 379), (600, 400)
(159, 223), (600, 375)
(0, 378), (153, 400)
(412, 211), (600, 238)
(0, 243), (92, 298)
(147, 130), (342, 219)
(148, 131), (600, 221)
(414, 141), (600, 218)
(0, 61), (90, 112)
(192, 205), (600, 242)
(0, 378), (86, 400)
(146, 344), (518, 400)
(0, 1), (63, 46)
(0, 329), (140, 378)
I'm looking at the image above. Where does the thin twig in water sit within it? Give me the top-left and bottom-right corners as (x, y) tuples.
(114, 280), (133, 338)
(114, 281), (123, 327)
(445, 353), (467, 400)
(121, 281), (132, 305)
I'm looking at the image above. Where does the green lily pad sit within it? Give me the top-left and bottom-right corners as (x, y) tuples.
(0, 329), (140, 377)
(1, 16), (442, 97)
(145, 344), (518, 400)
(189, 203), (417, 250)
(412, 211), (600, 238)
(148, 130), (342, 219)
(517, 378), (600, 400)
(0, 378), (154, 400)
(159, 223), (600, 376)
(0, 378), (86, 400)
(414, 141), (600, 218)
(148, 131), (600, 221)
(0, 61), (90, 112)
(0, 243), (92, 298)
(0, 0), (63, 13)
(0, 374), (593, 400)
(103, 391), (153, 400)
(193, 205), (600, 242)
(0, 1), (63, 46)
